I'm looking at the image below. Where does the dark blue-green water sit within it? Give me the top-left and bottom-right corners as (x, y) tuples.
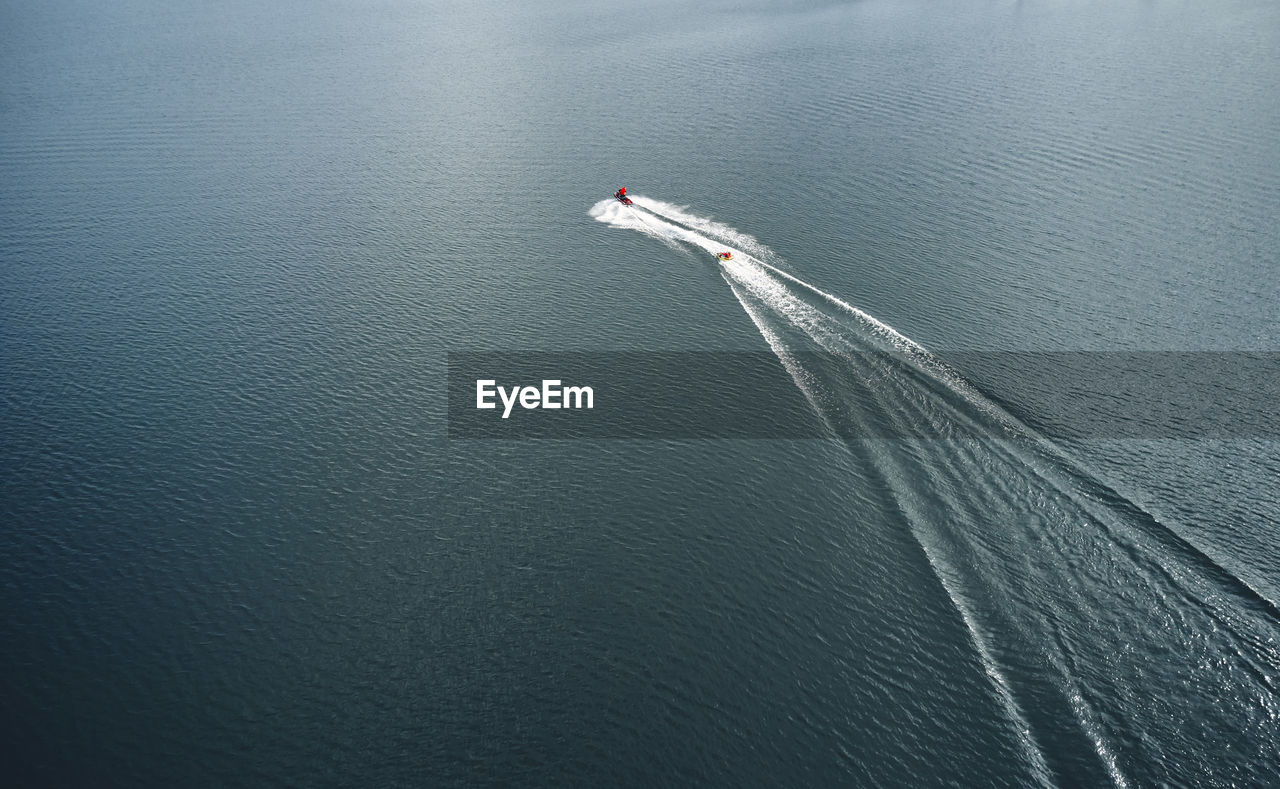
(3, 0), (1278, 785)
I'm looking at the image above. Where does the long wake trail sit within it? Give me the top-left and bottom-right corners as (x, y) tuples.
(591, 196), (1280, 787)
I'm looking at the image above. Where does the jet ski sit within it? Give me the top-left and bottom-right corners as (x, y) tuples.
(614, 188), (633, 205)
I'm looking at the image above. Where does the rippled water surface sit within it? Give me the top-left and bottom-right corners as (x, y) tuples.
(3, 0), (1278, 785)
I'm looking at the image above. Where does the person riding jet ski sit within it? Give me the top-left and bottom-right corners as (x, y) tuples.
(615, 186), (633, 204)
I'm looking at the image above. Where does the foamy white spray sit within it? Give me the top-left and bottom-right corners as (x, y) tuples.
(589, 199), (1280, 789)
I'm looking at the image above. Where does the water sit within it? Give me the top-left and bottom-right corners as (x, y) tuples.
(3, 0), (1278, 785)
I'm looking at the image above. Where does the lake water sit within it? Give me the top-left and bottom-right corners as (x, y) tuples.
(3, 0), (1278, 785)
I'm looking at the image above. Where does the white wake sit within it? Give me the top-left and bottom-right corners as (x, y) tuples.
(590, 195), (1280, 788)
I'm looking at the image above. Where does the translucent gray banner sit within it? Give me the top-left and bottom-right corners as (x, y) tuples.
(447, 352), (1279, 439)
